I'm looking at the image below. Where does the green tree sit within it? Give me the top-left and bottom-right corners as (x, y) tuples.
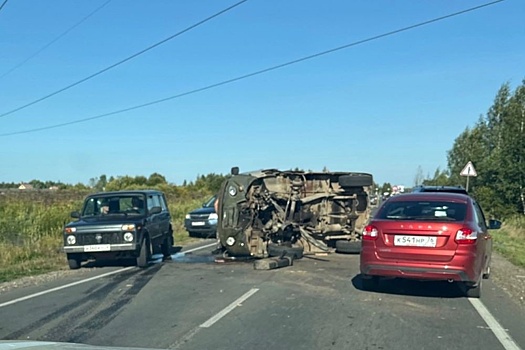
(147, 173), (167, 186)
(423, 168), (450, 186)
(414, 166), (425, 186)
(380, 182), (392, 195)
(446, 80), (525, 217)
(29, 179), (45, 189)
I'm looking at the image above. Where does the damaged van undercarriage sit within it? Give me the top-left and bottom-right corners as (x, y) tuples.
(217, 169), (373, 259)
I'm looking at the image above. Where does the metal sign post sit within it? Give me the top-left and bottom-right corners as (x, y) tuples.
(460, 161), (477, 192)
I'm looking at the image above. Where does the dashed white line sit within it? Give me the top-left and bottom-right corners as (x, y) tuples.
(170, 288), (259, 349)
(182, 242), (216, 254)
(0, 242), (215, 309)
(468, 298), (522, 350)
(200, 288), (259, 328)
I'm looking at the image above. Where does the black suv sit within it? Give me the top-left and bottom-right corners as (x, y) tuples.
(411, 185), (468, 195)
(63, 190), (173, 269)
(184, 195), (217, 238)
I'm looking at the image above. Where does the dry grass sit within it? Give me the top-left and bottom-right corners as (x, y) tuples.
(493, 215), (525, 268)
(0, 192), (211, 283)
(0, 236), (67, 283)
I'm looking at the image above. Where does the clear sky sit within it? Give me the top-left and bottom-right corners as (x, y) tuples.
(0, 0), (523, 187)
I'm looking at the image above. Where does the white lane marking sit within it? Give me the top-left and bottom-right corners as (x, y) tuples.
(182, 242), (216, 254)
(0, 267), (134, 308)
(0, 242), (215, 309)
(0, 342), (59, 350)
(200, 288), (259, 328)
(170, 288), (259, 349)
(468, 298), (522, 350)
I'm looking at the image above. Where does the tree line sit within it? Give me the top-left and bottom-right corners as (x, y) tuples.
(0, 172), (228, 200)
(422, 79), (525, 218)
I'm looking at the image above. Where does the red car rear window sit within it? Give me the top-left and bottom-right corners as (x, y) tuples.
(378, 201), (467, 221)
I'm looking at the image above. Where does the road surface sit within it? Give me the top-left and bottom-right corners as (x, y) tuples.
(0, 240), (523, 350)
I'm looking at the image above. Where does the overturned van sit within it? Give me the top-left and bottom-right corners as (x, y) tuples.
(216, 168), (373, 259)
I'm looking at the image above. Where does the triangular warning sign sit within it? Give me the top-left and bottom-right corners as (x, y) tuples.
(460, 161), (477, 177)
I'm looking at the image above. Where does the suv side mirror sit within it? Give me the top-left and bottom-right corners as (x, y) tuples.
(71, 211), (80, 219)
(231, 166), (239, 175)
(488, 219), (502, 230)
(149, 206), (162, 215)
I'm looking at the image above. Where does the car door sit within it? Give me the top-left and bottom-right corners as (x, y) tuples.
(474, 201), (492, 271)
(157, 194), (171, 237)
(146, 194), (161, 242)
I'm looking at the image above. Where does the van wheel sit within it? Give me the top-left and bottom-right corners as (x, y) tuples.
(67, 254), (81, 270)
(267, 243), (304, 259)
(339, 174), (373, 187)
(137, 236), (151, 268)
(335, 240), (361, 254)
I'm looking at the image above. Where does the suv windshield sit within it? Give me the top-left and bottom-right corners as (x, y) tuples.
(82, 195), (146, 216)
(378, 201), (467, 222)
(203, 195), (217, 208)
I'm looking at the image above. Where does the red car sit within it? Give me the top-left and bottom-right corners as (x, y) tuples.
(360, 192), (499, 298)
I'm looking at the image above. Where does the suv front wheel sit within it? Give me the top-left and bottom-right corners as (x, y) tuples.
(137, 235), (151, 268)
(67, 253), (81, 270)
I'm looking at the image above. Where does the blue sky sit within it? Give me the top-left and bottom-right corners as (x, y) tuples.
(0, 0), (523, 187)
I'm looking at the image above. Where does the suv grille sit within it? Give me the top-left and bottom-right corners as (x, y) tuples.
(190, 213), (209, 220)
(76, 231), (123, 245)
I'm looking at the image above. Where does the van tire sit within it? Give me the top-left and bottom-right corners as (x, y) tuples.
(339, 174), (373, 187)
(267, 243), (304, 259)
(335, 240), (361, 254)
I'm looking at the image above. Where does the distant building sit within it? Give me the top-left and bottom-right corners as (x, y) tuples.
(49, 186), (59, 191)
(18, 183), (34, 190)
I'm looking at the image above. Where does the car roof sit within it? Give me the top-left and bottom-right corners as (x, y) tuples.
(387, 192), (470, 203)
(411, 185), (468, 194)
(87, 190), (164, 197)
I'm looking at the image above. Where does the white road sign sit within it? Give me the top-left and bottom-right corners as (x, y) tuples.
(460, 161), (477, 177)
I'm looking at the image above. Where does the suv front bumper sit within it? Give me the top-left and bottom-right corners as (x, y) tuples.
(63, 243), (138, 253)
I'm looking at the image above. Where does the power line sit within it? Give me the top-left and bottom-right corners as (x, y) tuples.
(0, 0), (248, 119)
(0, 0), (8, 14)
(0, 0), (505, 138)
(0, 0), (113, 80)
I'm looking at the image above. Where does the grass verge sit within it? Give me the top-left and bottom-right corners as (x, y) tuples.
(0, 194), (211, 283)
(492, 215), (525, 269)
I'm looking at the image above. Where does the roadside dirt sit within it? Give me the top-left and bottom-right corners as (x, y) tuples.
(0, 268), (97, 294)
(490, 252), (525, 308)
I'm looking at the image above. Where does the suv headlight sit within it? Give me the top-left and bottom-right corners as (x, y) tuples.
(185, 214), (191, 219)
(123, 232), (134, 242)
(208, 213), (218, 220)
(66, 235), (76, 245)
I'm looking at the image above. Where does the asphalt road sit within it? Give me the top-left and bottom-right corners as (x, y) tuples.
(0, 240), (524, 350)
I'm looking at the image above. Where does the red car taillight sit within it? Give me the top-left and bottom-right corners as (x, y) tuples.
(362, 225), (379, 241)
(455, 228), (478, 244)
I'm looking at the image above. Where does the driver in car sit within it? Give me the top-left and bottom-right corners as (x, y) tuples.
(131, 197), (145, 214)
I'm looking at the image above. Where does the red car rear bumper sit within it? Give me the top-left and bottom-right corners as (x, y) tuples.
(360, 249), (478, 283)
